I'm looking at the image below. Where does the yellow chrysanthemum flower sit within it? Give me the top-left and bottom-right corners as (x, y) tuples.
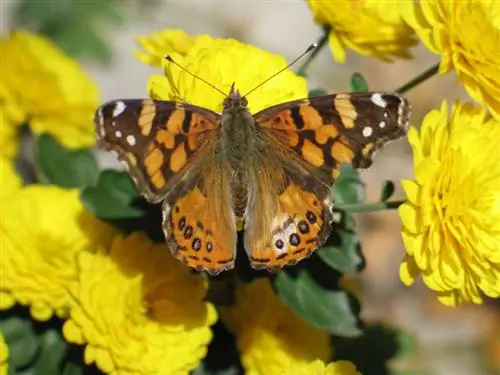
(307, 0), (417, 63)
(134, 28), (196, 67)
(219, 278), (331, 375)
(0, 30), (99, 151)
(0, 186), (115, 320)
(63, 232), (217, 375)
(0, 84), (25, 158)
(135, 29), (307, 114)
(0, 333), (7, 375)
(401, 1), (500, 120)
(280, 359), (362, 375)
(0, 156), (21, 198)
(399, 99), (500, 306)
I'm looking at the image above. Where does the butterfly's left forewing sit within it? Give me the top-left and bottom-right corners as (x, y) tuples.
(95, 99), (220, 202)
(244, 92), (410, 270)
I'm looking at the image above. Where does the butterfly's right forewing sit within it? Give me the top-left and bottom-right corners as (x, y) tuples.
(95, 99), (220, 202)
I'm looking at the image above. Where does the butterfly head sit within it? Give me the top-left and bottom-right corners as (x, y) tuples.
(223, 82), (248, 112)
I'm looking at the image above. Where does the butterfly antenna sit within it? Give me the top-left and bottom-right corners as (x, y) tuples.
(164, 55), (227, 97)
(242, 43), (317, 98)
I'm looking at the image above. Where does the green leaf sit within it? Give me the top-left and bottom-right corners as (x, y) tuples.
(380, 180), (396, 201)
(350, 72), (369, 92)
(30, 330), (71, 375)
(81, 169), (144, 219)
(274, 269), (361, 337)
(333, 324), (421, 375)
(35, 134), (99, 188)
(309, 88), (328, 97)
(316, 227), (363, 273)
(0, 316), (40, 369)
(333, 164), (365, 205)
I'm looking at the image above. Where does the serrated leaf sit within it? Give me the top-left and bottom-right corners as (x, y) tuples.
(350, 72), (369, 93)
(275, 269), (361, 337)
(380, 180), (396, 201)
(316, 227), (363, 273)
(309, 88), (328, 97)
(81, 169), (144, 219)
(35, 134), (99, 188)
(333, 164), (365, 205)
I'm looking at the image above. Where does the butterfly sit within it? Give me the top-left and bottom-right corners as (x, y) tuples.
(95, 81), (410, 276)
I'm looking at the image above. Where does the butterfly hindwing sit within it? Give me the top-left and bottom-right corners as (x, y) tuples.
(243, 152), (333, 270)
(95, 99), (221, 202)
(161, 163), (237, 275)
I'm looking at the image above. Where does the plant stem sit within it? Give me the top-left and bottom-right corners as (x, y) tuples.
(395, 63), (440, 94)
(335, 200), (405, 213)
(297, 29), (330, 77)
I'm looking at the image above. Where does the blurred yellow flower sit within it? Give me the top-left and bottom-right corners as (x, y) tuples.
(0, 30), (99, 151)
(399, 99), (500, 306)
(401, 1), (500, 120)
(0, 156), (21, 198)
(63, 232), (217, 375)
(0, 84), (25, 158)
(219, 278), (331, 375)
(0, 333), (7, 375)
(135, 29), (308, 114)
(134, 28), (195, 67)
(0, 186), (115, 320)
(307, 0), (416, 63)
(280, 359), (362, 375)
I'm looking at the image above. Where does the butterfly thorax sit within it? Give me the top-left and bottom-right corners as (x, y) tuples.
(219, 86), (259, 171)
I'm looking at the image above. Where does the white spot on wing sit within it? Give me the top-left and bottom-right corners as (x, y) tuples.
(96, 108), (104, 125)
(112, 101), (126, 117)
(126, 135), (136, 146)
(371, 93), (387, 108)
(379, 121), (386, 128)
(115, 130), (122, 138)
(332, 211), (342, 224)
(362, 126), (373, 137)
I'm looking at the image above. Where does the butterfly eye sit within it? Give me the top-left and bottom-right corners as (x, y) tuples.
(241, 97), (248, 107)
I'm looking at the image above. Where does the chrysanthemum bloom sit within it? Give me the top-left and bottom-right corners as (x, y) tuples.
(0, 84), (25, 158)
(0, 156), (21, 198)
(134, 28), (195, 67)
(307, 0), (417, 63)
(280, 359), (362, 375)
(399, 100), (500, 306)
(219, 279), (331, 375)
(63, 233), (217, 375)
(0, 186), (115, 320)
(401, 1), (500, 120)
(0, 334), (7, 375)
(135, 28), (308, 113)
(0, 30), (99, 150)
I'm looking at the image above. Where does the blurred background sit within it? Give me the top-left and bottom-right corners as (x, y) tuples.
(1, 1), (499, 374)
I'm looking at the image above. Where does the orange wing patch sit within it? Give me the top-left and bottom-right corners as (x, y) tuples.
(163, 186), (236, 275)
(246, 184), (332, 271)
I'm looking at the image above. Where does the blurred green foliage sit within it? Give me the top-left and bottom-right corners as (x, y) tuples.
(10, 0), (159, 65)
